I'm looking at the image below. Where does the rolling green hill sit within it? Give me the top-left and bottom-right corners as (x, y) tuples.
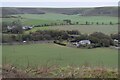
(2, 13), (118, 26)
(2, 7), (118, 16)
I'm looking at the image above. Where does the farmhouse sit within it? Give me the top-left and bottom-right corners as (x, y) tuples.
(114, 39), (118, 43)
(7, 26), (16, 30)
(71, 40), (91, 47)
(79, 40), (91, 45)
(22, 26), (33, 30)
(7, 25), (33, 30)
(113, 39), (119, 47)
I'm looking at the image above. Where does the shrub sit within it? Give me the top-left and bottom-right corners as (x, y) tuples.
(2, 64), (118, 78)
(54, 40), (66, 46)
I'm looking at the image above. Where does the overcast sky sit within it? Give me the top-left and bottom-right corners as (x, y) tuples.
(1, 0), (119, 2)
(0, 0), (119, 7)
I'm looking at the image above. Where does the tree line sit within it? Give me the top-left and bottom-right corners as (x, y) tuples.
(2, 19), (119, 34)
(2, 20), (23, 34)
(34, 20), (119, 27)
(2, 30), (119, 47)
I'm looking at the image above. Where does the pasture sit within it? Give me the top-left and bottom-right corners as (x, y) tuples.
(2, 13), (118, 35)
(0, 45), (1, 65)
(25, 25), (118, 35)
(2, 13), (118, 69)
(2, 13), (118, 25)
(3, 43), (118, 69)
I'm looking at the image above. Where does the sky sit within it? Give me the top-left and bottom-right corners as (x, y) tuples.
(1, 0), (119, 2)
(0, 0), (119, 7)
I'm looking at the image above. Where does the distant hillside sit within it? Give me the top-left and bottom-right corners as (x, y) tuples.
(82, 7), (118, 16)
(39, 8), (84, 15)
(2, 7), (45, 16)
(2, 7), (118, 16)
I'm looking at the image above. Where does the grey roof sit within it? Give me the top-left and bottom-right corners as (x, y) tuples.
(79, 40), (91, 43)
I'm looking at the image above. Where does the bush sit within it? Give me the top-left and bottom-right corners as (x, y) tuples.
(86, 44), (93, 49)
(54, 40), (66, 46)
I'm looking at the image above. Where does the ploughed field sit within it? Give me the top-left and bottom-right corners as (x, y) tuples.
(3, 43), (118, 69)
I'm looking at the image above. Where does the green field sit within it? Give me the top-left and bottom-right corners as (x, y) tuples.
(25, 25), (118, 35)
(0, 45), (2, 65)
(3, 43), (118, 68)
(2, 13), (118, 35)
(2, 13), (118, 25)
(2, 13), (118, 69)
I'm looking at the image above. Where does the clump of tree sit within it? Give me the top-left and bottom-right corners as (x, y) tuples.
(2, 29), (116, 48)
(2, 30), (71, 43)
(110, 33), (119, 40)
(66, 30), (81, 35)
(71, 32), (115, 48)
(75, 34), (89, 41)
(2, 20), (23, 34)
(11, 20), (23, 34)
(96, 22), (99, 25)
(2, 22), (10, 32)
(54, 40), (66, 46)
(110, 21), (113, 25)
(63, 19), (72, 25)
(89, 32), (114, 47)
(85, 21), (90, 25)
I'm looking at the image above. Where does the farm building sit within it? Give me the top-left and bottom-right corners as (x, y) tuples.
(113, 39), (119, 47)
(22, 26), (33, 30)
(79, 40), (91, 45)
(7, 25), (33, 30)
(7, 26), (16, 30)
(71, 40), (91, 47)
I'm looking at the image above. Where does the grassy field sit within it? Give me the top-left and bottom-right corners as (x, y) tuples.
(2, 13), (118, 70)
(25, 25), (118, 35)
(2, 13), (118, 35)
(0, 45), (1, 65)
(3, 43), (118, 69)
(2, 13), (118, 25)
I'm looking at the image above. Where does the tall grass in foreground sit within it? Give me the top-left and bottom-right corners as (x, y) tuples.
(2, 64), (118, 78)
